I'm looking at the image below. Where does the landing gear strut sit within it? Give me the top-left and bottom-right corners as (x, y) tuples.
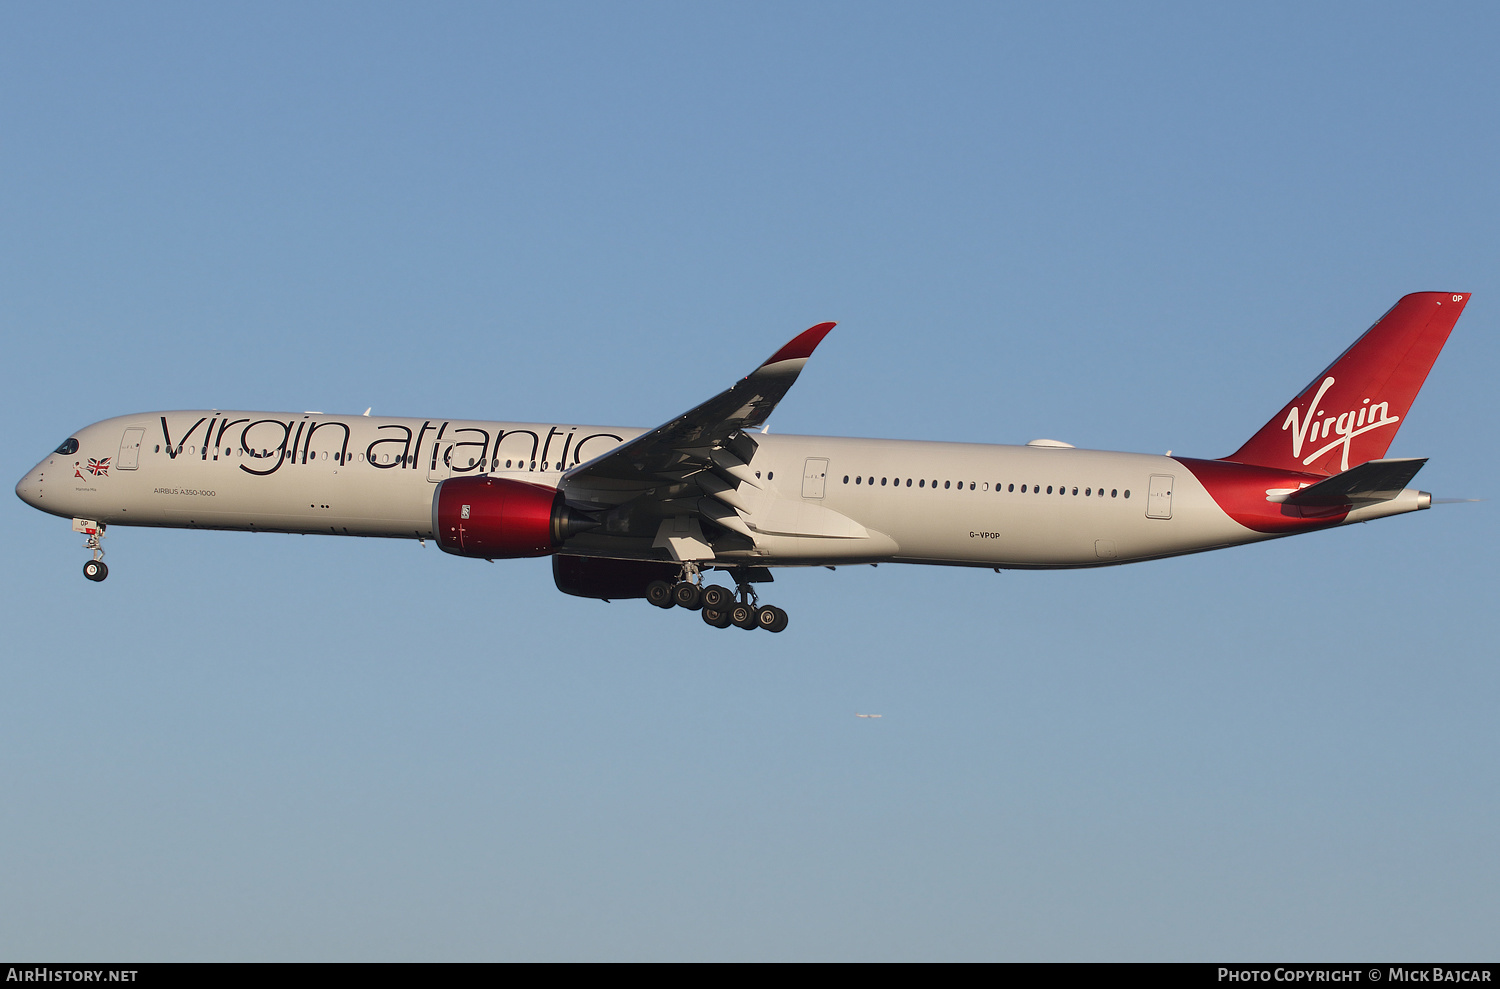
(699, 576), (788, 633)
(77, 519), (108, 582)
(642, 563), (788, 631)
(648, 561), (706, 610)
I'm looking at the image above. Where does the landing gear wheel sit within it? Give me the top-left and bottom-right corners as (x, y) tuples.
(702, 607), (733, 629)
(672, 582), (703, 610)
(730, 603), (758, 630)
(646, 580), (676, 609)
(83, 560), (108, 582)
(700, 585), (732, 609)
(756, 605), (788, 633)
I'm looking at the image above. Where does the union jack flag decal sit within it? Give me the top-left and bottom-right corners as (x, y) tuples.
(85, 457), (110, 476)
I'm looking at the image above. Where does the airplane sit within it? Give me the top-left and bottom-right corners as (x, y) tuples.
(15, 292), (1469, 633)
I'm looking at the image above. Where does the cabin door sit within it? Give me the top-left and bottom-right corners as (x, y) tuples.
(802, 458), (829, 499)
(428, 438), (452, 482)
(117, 428), (145, 470)
(1147, 474), (1174, 519)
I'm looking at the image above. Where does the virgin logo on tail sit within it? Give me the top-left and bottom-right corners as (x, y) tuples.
(1283, 376), (1399, 472)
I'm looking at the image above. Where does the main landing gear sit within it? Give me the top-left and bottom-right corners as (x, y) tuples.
(644, 564), (789, 633)
(77, 519), (108, 582)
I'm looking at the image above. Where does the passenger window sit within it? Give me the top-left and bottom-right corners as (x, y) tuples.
(843, 475), (849, 484)
(880, 477), (886, 486)
(1111, 489), (1117, 497)
(905, 478), (911, 487)
(969, 482), (975, 490)
(1124, 490), (1130, 498)
(918, 479), (924, 488)
(768, 472), (774, 480)
(1008, 484), (1014, 492)
(944, 480), (950, 489)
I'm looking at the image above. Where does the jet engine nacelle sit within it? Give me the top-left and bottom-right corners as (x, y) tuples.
(433, 476), (596, 559)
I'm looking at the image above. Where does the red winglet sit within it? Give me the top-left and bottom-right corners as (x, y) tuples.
(762, 322), (836, 367)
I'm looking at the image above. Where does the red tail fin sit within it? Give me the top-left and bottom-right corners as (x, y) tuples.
(1223, 292), (1469, 475)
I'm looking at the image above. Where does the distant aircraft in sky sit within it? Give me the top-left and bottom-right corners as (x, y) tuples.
(856, 714), (883, 719)
(17, 292), (1468, 633)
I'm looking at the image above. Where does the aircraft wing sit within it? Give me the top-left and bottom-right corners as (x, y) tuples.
(558, 322), (837, 559)
(561, 322), (835, 490)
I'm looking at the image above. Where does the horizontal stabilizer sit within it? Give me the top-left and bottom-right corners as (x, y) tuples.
(1282, 457), (1427, 507)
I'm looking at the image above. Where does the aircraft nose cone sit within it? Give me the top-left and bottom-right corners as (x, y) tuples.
(16, 468), (42, 509)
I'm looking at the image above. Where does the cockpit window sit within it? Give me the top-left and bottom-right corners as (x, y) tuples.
(55, 438), (79, 455)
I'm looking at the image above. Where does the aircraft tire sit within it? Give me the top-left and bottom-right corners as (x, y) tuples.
(757, 606), (788, 633)
(702, 607), (733, 629)
(700, 585), (732, 609)
(730, 603), (757, 630)
(646, 580), (676, 609)
(672, 582), (703, 610)
(83, 560), (108, 582)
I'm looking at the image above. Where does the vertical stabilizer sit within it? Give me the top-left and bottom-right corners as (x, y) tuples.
(1222, 292), (1468, 475)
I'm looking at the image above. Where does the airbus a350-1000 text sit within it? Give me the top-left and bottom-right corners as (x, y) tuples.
(16, 292), (1469, 632)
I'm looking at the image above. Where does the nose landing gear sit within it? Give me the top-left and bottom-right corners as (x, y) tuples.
(75, 519), (107, 582)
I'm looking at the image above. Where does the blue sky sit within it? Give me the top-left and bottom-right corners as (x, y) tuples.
(2, 2), (1496, 960)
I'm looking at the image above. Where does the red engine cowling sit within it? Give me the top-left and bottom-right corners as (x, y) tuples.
(433, 476), (566, 558)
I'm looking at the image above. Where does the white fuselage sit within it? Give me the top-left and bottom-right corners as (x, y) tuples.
(17, 409), (1419, 570)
